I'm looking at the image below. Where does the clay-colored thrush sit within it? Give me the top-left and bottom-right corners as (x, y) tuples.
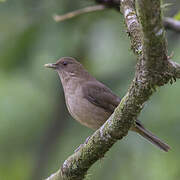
(45, 57), (170, 152)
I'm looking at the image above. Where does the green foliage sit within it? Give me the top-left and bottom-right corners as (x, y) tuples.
(174, 11), (180, 20)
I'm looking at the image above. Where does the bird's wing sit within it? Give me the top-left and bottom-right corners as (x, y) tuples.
(82, 81), (121, 113)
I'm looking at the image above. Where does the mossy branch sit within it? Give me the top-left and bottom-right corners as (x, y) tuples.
(46, 0), (180, 179)
(121, 0), (142, 54)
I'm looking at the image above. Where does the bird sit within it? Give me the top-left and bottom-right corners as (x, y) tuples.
(44, 57), (170, 152)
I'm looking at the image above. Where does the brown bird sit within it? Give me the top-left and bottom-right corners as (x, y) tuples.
(45, 57), (170, 152)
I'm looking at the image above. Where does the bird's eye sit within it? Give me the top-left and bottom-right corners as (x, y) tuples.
(62, 61), (68, 66)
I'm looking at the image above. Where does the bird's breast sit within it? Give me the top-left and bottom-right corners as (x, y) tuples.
(64, 85), (111, 130)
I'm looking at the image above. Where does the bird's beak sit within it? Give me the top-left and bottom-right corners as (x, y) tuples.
(44, 63), (57, 69)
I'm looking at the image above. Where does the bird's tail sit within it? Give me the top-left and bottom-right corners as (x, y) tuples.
(132, 120), (170, 152)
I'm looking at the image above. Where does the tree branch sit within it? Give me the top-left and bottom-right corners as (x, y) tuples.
(46, 170), (61, 180)
(95, 0), (120, 10)
(137, 0), (169, 77)
(54, 1), (180, 34)
(163, 17), (180, 33)
(46, 0), (180, 179)
(120, 0), (142, 54)
(168, 60), (180, 79)
(54, 5), (106, 22)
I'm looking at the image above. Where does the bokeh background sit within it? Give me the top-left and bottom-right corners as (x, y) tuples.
(0, 0), (180, 179)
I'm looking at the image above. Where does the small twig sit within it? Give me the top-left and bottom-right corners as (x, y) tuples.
(53, 4), (180, 35)
(54, 5), (106, 22)
(163, 17), (180, 33)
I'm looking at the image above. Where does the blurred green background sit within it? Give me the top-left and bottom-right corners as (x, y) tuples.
(0, 0), (180, 180)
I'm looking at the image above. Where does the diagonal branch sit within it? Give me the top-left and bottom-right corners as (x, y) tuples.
(163, 17), (180, 33)
(54, 0), (120, 22)
(46, 0), (180, 179)
(54, 5), (106, 22)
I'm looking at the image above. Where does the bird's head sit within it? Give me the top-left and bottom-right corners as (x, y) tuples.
(45, 57), (91, 80)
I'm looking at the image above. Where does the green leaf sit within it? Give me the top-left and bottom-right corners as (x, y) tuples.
(174, 11), (180, 20)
